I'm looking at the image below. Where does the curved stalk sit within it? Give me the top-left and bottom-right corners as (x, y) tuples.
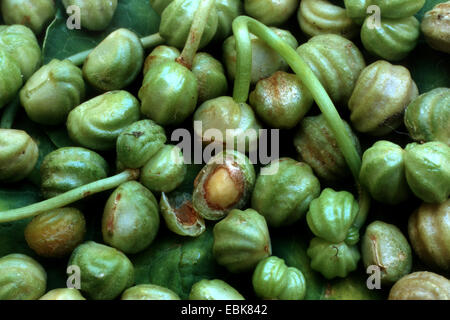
(66, 33), (165, 66)
(0, 95), (21, 129)
(0, 169), (139, 223)
(232, 16), (370, 226)
(177, 0), (215, 69)
(231, 19), (252, 103)
(140, 33), (165, 49)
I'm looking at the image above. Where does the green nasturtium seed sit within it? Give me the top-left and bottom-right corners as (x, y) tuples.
(67, 90), (141, 151)
(122, 284), (181, 300)
(343, 0), (370, 23)
(0, 25), (41, 81)
(0, 48), (22, 110)
(361, 221), (413, 285)
(116, 120), (167, 169)
(20, 59), (85, 125)
(404, 142), (450, 204)
(213, 0), (242, 41)
(359, 141), (411, 205)
(160, 192), (206, 237)
(192, 150), (255, 221)
(251, 158), (321, 228)
(213, 208), (271, 273)
(306, 188), (359, 244)
(143, 45), (180, 76)
(373, 0), (425, 19)
(0, 129), (39, 183)
(39, 288), (86, 300)
(25, 208), (86, 258)
(152, 0), (240, 41)
(62, 0), (118, 31)
(244, 0), (298, 26)
(298, 0), (359, 39)
(223, 27), (298, 84)
(421, 2), (450, 54)
(189, 279), (245, 300)
(388, 271), (450, 300)
(132, 228), (220, 299)
(40, 147), (109, 199)
(193, 96), (261, 151)
(307, 237), (360, 280)
(83, 28), (144, 92)
(192, 52), (228, 104)
(294, 114), (361, 182)
(322, 273), (384, 300)
(68, 241), (134, 300)
(159, 0), (218, 49)
(408, 200), (450, 272)
(102, 181), (160, 254)
(1, 0), (56, 34)
(296, 34), (365, 104)
(252, 256), (306, 300)
(344, 227), (360, 247)
(361, 16), (420, 61)
(249, 71), (313, 129)
(404, 88), (450, 146)
(348, 60), (418, 136)
(344, 0), (425, 20)
(140, 144), (187, 193)
(0, 254), (47, 300)
(150, 0), (174, 15)
(139, 60), (198, 126)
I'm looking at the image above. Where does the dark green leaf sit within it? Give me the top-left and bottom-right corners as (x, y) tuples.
(132, 228), (223, 299)
(0, 183), (41, 257)
(0, 182), (77, 290)
(406, 44), (450, 94)
(43, 126), (75, 148)
(42, 0), (160, 63)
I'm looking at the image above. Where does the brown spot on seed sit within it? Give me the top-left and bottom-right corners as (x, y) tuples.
(175, 201), (198, 226)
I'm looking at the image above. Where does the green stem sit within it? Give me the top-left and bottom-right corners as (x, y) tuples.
(177, 0), (215, 69)
(233, 16), (361, 179)
(232, 16), (370, 226)
(232, 19), (252, 103)
(0, 95), (21, 129)
(65, 49), (91, 66)
(0, 169), (139, 223)
(66, 32), (165, 66)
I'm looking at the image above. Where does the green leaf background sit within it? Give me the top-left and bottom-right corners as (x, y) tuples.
(0, 0), (162, 292)
(42, 0), (160, 63)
